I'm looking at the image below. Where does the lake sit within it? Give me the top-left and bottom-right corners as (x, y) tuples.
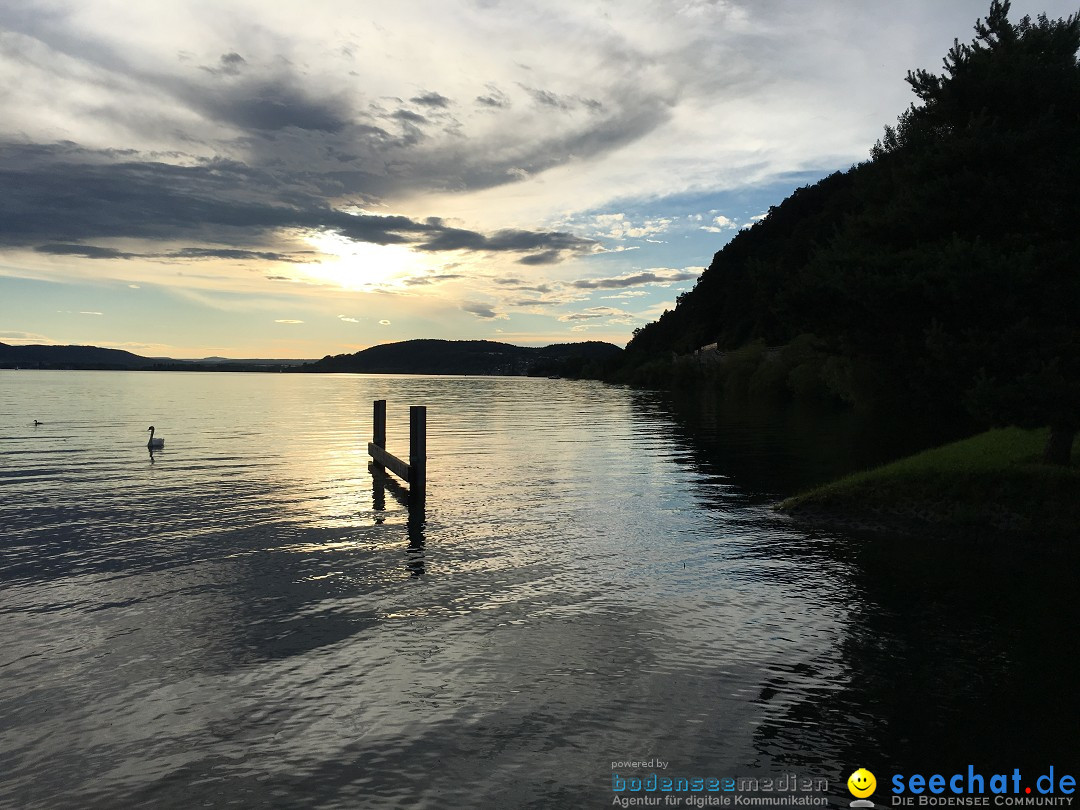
(1, 371), (1077, 809)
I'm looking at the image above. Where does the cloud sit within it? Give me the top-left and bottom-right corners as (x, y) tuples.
(700, 215), (737, 233)
(520, 85), (570, 110)
(517, 85), (601, 113)
(415, 225), (595, 260)
(392, 109), (428, 124)
(517, 250), (562, 265)
(170, 247), (307, 262)
(184, 71), (353, 133)
(378, 320), (391, 325)
(201, 52), (247, 77)
(571, 213), (673, 241)
(36, 243), (137, 260)
(337, 314), (360, 322)
(475, 85), (510, 108)
(462, 301), (506, 319)
(410, 91), (450, 108)
(570, 269), (699, 289)
(34, 241), (307, 264)
(558, 306), (630, 322)
(274, 319), (303, 324)
(0, 330), (54, 343)
(402, 272), (467, 285)
(0, 143), (599, 264)
(490, 278), (552, 293)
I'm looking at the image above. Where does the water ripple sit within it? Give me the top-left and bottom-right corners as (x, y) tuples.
(3, 371), (1077, 809)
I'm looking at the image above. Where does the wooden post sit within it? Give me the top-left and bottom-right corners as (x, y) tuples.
(372, 399), (386, 471)
(409, 405), (427, 502)
(368, 400), (426, 501)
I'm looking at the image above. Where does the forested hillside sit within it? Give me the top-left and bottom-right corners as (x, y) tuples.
(621, 1), (1080, 462)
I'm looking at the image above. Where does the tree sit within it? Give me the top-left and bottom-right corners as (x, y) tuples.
(808, 0), (1080, 463)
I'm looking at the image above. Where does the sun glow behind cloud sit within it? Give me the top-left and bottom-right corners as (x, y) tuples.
(299, 234), (443, 291)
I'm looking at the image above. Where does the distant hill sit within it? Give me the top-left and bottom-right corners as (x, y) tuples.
(302, 339), (623, 376)
(0, 341), (157, 369)
(0, 342), (311, 371)
(0, 339), (622, 376)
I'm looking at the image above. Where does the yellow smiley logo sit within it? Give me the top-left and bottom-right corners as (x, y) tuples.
(848, 768), (876, 798)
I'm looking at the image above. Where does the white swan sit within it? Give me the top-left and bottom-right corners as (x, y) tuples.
(147, 426), (165, 449)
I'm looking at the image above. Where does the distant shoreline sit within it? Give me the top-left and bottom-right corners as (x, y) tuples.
(1, 365), (578, 376)
(0, 337), (623, 378)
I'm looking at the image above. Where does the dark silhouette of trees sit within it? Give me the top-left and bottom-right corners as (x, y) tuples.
(854, 0), (1080, 463)
(624, 1), (1080, 464)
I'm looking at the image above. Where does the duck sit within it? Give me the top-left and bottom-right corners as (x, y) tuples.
(147, 426), (165, 449)
(33, 419), (42, 426)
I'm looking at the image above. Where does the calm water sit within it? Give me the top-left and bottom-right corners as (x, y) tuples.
(1, 371), (1077, 809)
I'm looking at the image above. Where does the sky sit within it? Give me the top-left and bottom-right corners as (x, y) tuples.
(2, 0), (1076, 358)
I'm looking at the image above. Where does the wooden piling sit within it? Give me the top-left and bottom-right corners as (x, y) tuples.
(366, 400), (426, 502)
(409, 405), (427, 501)
(372, 399), (386, 471)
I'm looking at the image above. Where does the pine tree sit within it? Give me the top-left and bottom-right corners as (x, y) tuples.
(859, 1), (1080, 463)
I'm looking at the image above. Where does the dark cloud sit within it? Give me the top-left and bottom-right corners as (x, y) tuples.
(0, 5), (674, 211)
(35, 243), (137, 259)
(202, 52), (247, 77)
(410, 91), (450, 108)
(487, 229), (593, 253)
(6, 36), (668, 205)
(517, 250), (562, 265)
(417, 227), (593, 260)
(431, 99), (671, 194)
(402, 273), (467, 286)
(518, 85), (602, 113)
(0, 143), (598, 262)
(475, 84), (510, 109)
(415, 227), (486, 252)
(490, 278), (553, 293)
(571, 270), (698, 289)
(170, 247), (304, 262)
(34, 241), (307, 264)
(462, 301), (501, 319)
(559, 311), (607, 321)
(392, 109), (428, 124)
(520, 85), (571, 110)
(192, 78), (351, 132)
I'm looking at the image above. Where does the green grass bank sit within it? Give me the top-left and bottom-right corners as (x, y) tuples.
(779, 427), (1080, 540)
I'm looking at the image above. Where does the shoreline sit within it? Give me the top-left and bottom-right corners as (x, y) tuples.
(777, 427), (1080, 543)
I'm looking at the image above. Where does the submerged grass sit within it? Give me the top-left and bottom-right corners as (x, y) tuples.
(780, 427), (1080, 539)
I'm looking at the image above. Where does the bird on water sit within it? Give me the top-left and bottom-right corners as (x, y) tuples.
(147, 426), (165, 449)
(33, 419), (42, 426)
